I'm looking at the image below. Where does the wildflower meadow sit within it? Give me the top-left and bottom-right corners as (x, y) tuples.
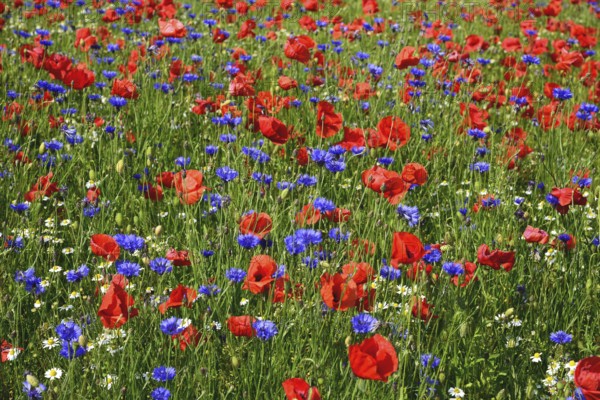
(0, 0), (599, 398)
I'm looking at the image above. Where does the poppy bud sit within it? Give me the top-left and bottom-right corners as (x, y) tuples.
(525, 381), (534, 398)
(345, 335), (352, 347)
(141, 257), (150, 266)
(505, 308), (514, 317)
(154, 225), (163, 236)
(78, 335), (88, 347)
(145, 147), (152, 157)
(231, 356), (240, 368)
(146, 158), (152, 168)
(26, 374), (39, 387)
(133, 216), (139, 225)
(438, 372), (445, 383)
(89, 170), (96, 180)
(279, 188), (289, 200)
(495, 234), (504, 243)
(115, 213), (123, 226)
(38, 143), (46, 154)
(495, 389), (505, 400)
(70, 221), (78, 230)
(116, 159), (124, 174)
(125, 224), (132, 234)
(317, 378), (324, 385)
(459, 322), (469, 338)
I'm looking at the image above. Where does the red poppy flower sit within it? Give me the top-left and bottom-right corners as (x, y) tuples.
(172, 324), (201, 351)
(229, 74), (256, 97)
(258, 115), (290, 145)
(242, 255), (277, 295)
(74, 28), (97, 52)
(394, 46), (419, 70)
(319, 272), (357, 311)
(405, 261), (434, 281)
(158, 284), (197, 314)
(165, 248), (192, 266)
(348, 334), (398, 382)
(575, 356), (600, 400)
(174, 169), (208, 205)
(549, 187), (587, 214)
(501, 37), (522, 52)
(97, 280), (138, 329)
(390, 232), (425, 267)
(24, 172), (59, 202)
(111, 78), (139, 99)
(90, 234), (120, 261)
(337, 127), (365, 151)
(227, 315), (256, 337)
(523, 226), (549, 244)
(239, 212), (273, 239)
(381, 177), (410, 205)
(477, 244), (516, 272)
(278, 76), (298, 90)
(43, 53), (72, 80)
(158, 18), (187, 38)
(411, 297), (438, 321)
(323, 208), (351, 222)
(295, 204), (321, 226)
(451, 261), (479, 287)
(62, 64), (95, 90)
(370, 116), (410, 150)
(316, 101), (343, 138)
(156, 171), (175, 188)
(282, 378), (321, 400)
(86, 187), (101, 203)
(284, 35), (315, 64)
(401, 163), (428, 186)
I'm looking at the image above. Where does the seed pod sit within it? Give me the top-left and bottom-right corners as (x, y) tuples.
(89, 170), (96, 180)
(78, 335), (88, 347)
(115, 213), (123, 226)
(38, 143), (46, 154)
(116, 159), (125, 174)
(154, 225), (163, 236)
(344, 336), (352, 347)
(26, 375), (39, 387)
(231, 356), (240, 368)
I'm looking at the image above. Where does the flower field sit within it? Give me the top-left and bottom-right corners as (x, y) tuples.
(0, 0), (599, 398)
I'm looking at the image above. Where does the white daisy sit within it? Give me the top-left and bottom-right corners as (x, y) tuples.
(448, 387), (465, 398)
(44, 368), (63, 381)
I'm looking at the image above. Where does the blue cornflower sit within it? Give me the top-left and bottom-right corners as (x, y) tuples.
(44, 139), (64, 151)
(205, 145), (219, 155)
(329, 228), (350, 242)
(198, 284), (221, 297)
(470, 161), (490, 173)
(216, 166), (239, 182)
(421, 353), (441, 369)
(549, 330), (572, 344)
(522, 54), (540, 65)
(10, 202), (30, 213)
(225, 268), (247, 283)
(397, 204), (420, 227)
(380, 264), (402, 281)
(151, 387), (171, 400)
(423, 246), (442, 263)
(351, 313), (379, 334)
(552, 88), (573, 101)
(115, 260), (141, 277)
(252, 320), (278, 341)
(467, 128), (486, 139)
(175, 156), (191, 168)
(108, 96), (128, 108)
(149, 258), (173, 275)
(152, 366), (176, 382)
(113, 234), (145, 252)
(378, 157), (394, 166)
(592, 236), (600, 247)
(442, 262), (464, 276)
(65, 265), (90, 283)
(284, 235), (306, 255)
(295, 229), (322, 245)
(237, 234), (260, 249)
(22, 380), (47, 399)
(59, 340), (87, 359)
(14, 268), (44, 295)
(160, 317), (185, 336)
(272, 265), (286, 279)
(558, 233), (571, 242)
(56, 321), (82, 342)
(482, 197), (501, 207)
(297, 174), (318, 187)
(313, 197), (336, 213)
